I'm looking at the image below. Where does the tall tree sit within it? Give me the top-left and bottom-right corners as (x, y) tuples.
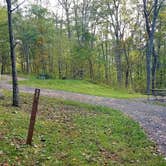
(58, 0), (72, 39)
(6, 0), (19, 106)
(143, 0), (164, 94)
(103, 0), (127, 86)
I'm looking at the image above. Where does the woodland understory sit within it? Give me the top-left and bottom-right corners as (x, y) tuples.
(0, 0), (166, 93)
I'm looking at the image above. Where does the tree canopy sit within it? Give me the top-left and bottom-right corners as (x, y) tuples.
(0, 0), (166, 93)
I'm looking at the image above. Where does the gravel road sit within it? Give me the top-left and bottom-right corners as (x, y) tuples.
(0, 76), (166, 156)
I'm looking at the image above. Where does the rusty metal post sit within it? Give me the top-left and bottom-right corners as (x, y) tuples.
(26, 89), (40, 145)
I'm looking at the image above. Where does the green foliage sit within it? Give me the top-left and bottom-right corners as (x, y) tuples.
(0, 91), (165, 165)
(30, 4), (48, 18)
(0, 7), (10, 73)
(1, 1), (166, 91)
(12, 5), (57, 74)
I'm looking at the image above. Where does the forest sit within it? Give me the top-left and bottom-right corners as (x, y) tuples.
(0, 0), (166, 165)
(0, 0), (165, 94)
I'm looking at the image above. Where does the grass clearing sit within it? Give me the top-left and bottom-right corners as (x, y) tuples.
(19, 76), (144, 99)
(0, 91), (165, 165)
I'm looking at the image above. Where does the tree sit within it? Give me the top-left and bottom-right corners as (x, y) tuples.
(58, 0), (72, 39)
(1, 0), (165, 93)
(143, 0), (164, 94)
(6, 0), (19, 106)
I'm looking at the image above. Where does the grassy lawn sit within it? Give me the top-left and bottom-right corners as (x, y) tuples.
(0, 91), (165, 165)
(19, 76), (144, 99)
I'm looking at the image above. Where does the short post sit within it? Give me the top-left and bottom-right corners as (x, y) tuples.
(26, 89), (40, 145)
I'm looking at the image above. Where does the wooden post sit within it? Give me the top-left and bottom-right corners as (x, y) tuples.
(26, 89), (40, 145)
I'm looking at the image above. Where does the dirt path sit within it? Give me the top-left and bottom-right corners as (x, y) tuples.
(0, 76), (166, 156)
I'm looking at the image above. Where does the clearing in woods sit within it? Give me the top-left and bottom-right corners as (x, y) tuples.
(0, 92), (165, 165)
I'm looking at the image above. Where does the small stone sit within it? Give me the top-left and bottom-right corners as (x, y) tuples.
(33, 144), (38, 148)
(10, 143), (15, 146)
(47, 156), (51, 160)
(12, 111), (18, 114)
(40, 137), (46, 142)
(0, 92), (4, 100)
(0, 150), (3, 155)
(153, 153), (157, 156)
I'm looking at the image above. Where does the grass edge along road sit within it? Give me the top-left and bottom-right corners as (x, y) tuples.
(0, 91), (165, 165)
(19, 76), (145, 99)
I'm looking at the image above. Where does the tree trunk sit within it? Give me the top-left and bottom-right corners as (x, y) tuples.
(143, 0), (163, 94)
(58, 59), (62, 79)
(65, 8), (71, 40)
(1, 61), (4, 75)
(115, 41), (122, 86)
(146, 40), (153, 94)
(88, 58), (94, 80)
(26, 48), (30, 74)
(23, 44), (30, 74)
(6, 0), (19, 106)
(123, 43), (130, 88)
(101, 43), (108, 82)
(125, 67), (129, 88)
(151, 47), (157, 90)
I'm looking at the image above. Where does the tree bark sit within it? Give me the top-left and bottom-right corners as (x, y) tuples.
(152, 47), (157, 90)
(143, 0), (163, 94)
(88, 58), (94, 80)
(115, 40), (122, 86)
(1, 59), (5, 75)
(65, 7), (71, 39)
(6, 0), (19, 106)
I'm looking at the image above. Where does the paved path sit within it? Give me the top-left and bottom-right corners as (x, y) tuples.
(0, 76), (166, 156)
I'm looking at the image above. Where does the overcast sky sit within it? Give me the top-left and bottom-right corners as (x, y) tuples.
(0, 0), (60, 12)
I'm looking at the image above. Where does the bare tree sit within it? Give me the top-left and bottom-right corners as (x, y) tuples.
(106, 0), (127, 86)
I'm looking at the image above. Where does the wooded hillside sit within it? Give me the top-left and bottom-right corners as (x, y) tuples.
(0, 0), (166, 92)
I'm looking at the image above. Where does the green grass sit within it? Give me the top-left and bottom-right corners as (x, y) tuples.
(19, 76), (144, 99)
(0, 91), (165, 165)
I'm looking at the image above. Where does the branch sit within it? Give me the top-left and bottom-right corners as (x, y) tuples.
(147, 5), (154, 16)
(11, 0), (25, 12)
(143, 0), (151, 36)
(157, 0), (165, 13)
